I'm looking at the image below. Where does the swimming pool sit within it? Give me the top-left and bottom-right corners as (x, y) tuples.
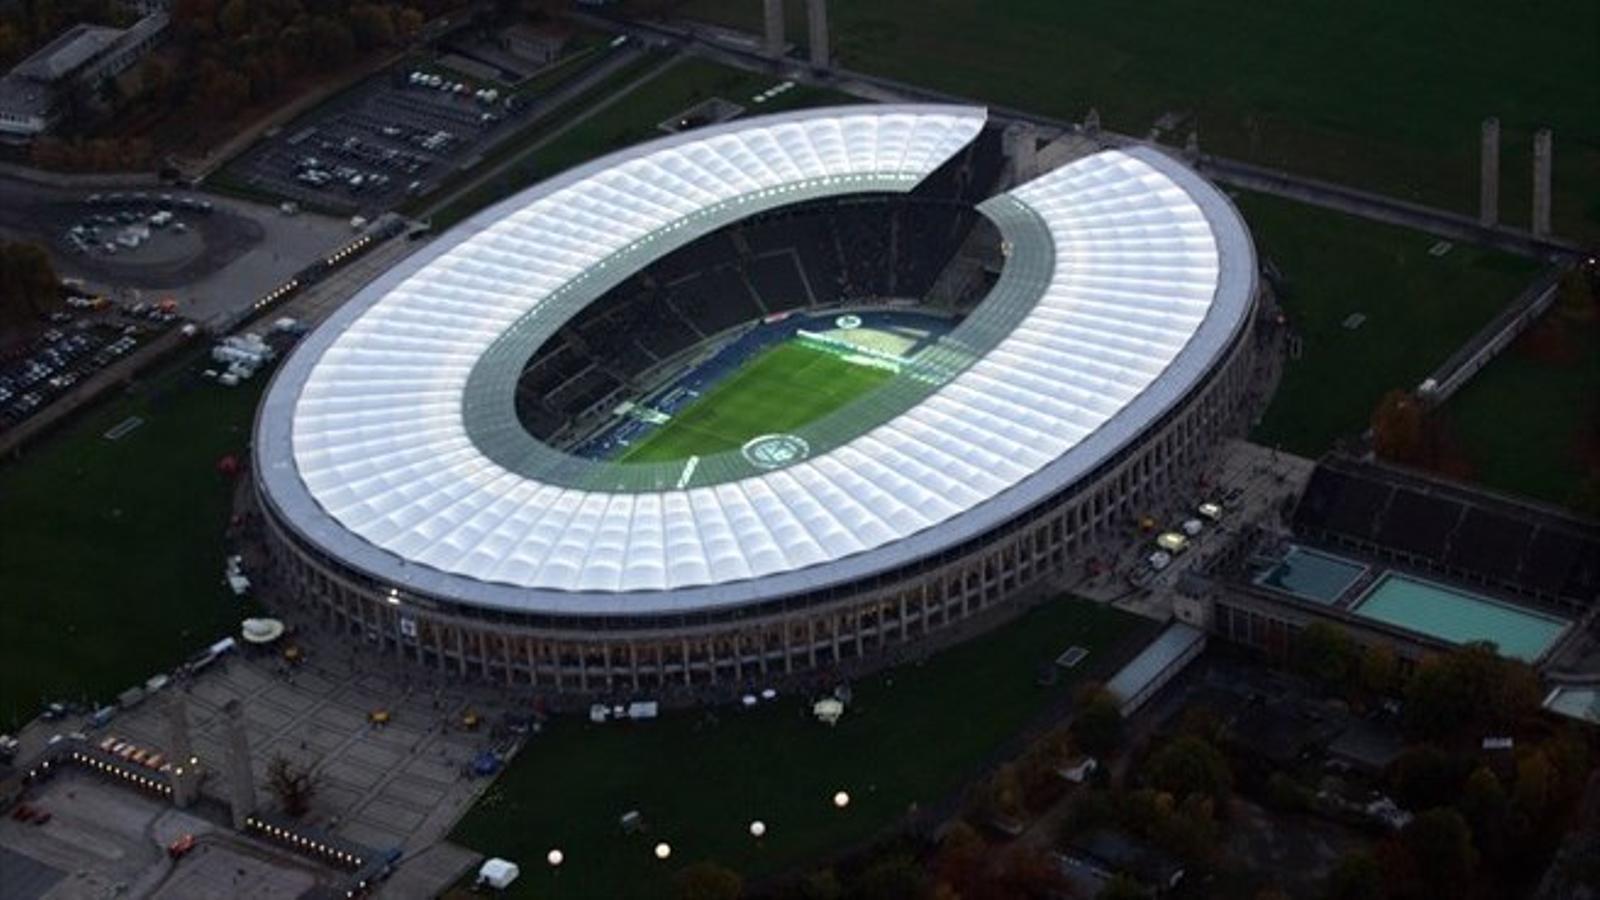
(1254, 545), (1368, 604)
(1352, 573), (1569, 662)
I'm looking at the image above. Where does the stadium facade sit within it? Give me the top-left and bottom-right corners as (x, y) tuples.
(253, 105), (1262, 697)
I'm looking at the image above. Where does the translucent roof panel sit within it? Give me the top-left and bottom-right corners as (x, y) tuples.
(261, 106), (1256, 615)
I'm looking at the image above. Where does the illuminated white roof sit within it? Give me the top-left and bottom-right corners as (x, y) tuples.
(257, 105), (1256, 615)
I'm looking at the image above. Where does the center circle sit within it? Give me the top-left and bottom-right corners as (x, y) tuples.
(742, 433), (811, 469)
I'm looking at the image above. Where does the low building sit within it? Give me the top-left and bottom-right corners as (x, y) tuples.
(0, 12), (168, 142)
(1105, 623), (1207, 717)
(1064, 828), (1186, 892)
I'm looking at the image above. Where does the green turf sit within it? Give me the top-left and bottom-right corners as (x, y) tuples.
(1237, 192), (1541, 457)
(1438, 299), (1600, 510)
(0, 354), (263, 728)
(450, 595), (1142, 899)
(665, 0), (1600, 241)
(621, 342), (894, 463)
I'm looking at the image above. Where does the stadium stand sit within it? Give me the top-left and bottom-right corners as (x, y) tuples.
(508, 124), (1010, 447)
(1292, 456), (1600, 612)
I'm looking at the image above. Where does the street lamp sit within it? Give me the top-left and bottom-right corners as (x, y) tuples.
(546, 848), (564, 868)
(654, 842), (672, 861)
(749, 820), (766, 838)
(832, 790), (851, 809)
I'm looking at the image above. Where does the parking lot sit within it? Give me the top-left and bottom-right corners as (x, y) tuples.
(0, 303), (180, 432)
(220, 67), (533, 216)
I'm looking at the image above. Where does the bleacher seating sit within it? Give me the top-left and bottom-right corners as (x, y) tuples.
(508, 127), (1011, 450)
(1292, 457), (1600, 612)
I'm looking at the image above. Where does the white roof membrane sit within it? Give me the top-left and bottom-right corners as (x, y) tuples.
(257, 105), (1256, 615)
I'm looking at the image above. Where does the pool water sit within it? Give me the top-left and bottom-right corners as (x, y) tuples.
(1352, 573), (1569, 662)
(1254, 545), (1368, 604)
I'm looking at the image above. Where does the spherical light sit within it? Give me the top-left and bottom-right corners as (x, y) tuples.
(546, 849), (564, 867)
(749, 820), (766, 838)
(833, 790), (851, 809)
(654, 842), (672, 860)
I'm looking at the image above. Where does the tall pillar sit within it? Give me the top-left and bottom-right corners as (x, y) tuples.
(222, 700), (255, 829)
(163, 695), (199, 809)
(763, 0), (784, 58)
(1004, 122), (1037, 185)
(1532, 128), (1552, 237)
(1479, 117), (1500, 227)
(807, 0), (829, 69)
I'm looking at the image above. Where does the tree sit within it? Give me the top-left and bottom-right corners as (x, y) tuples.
(1511, 750), (1553, 824)
(1324, 850), (1383, 900)
(1146, 736), (1231, 806)
(1359, 643), (1399, 697)
(265, 754), (319, 817)
(0, 241), (61, 331)
(1402, 644), (1539, 740)
(673, 861), (743, 900)
(1097, 874), (1149, 900)
(1389, 744), (1464, 810)
(1401, 808), (1477, 894)
(349, 4), (396, 49)
(1371, 389), (1428, 464)
(1073, 683), (1123, 757)
(1459, 766), (1509, 852)
(846, 854), (927, 900)
(1291, 622), (1361, 694)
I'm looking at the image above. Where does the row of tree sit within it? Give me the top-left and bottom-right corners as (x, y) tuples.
(0, 241), (61, 337)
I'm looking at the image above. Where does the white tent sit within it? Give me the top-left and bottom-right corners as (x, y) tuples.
(477, 858), (520, 890)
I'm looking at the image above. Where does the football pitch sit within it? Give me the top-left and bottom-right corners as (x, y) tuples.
(621, 341), (894, 463)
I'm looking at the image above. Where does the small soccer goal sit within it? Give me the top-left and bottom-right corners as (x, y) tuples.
(1055, 646), (1090, 669)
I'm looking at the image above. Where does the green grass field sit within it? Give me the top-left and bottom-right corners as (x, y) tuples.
(622, 342), (893, 463)
(1438, 297), (1600, 510)
(0, 353), (263, 728)
(1238, 192), (1541, 457)
(663, 0), (1600, 242)
(450, 595), (1143, 899)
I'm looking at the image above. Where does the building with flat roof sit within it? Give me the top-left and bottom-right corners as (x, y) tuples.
(0, 12), (168, 141)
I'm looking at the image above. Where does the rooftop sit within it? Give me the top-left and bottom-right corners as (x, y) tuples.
(256, 104), (1256, 615)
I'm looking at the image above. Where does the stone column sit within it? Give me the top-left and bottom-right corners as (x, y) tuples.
(163, 694), (199, 809)
(763, 0), (785, 58)
(1004, 122), (1038, 184)
(1532, 128), (1552, 237)
(1479, 117), (1500, 227)
(807, 0), (829, 68)
(222, 700), (255, 829)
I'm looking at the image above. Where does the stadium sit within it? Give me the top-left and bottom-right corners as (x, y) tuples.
(252, 104), (1261, 698)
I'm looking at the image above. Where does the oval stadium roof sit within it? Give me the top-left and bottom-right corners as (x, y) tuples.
(256, 104), (1256, 616)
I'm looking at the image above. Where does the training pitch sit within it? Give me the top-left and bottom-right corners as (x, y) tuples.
(621, 341), (895, 463)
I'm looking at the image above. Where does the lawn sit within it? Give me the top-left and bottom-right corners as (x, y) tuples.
(0, 353), (263, 728)
(1438, 293), (1600, 510)
(622, 342), (893, 463)
(1238, 191), (1541, 457)
(450, 595), (1142, 899)
(429, 56), (858, 229)
(662, 0), (1600, 241)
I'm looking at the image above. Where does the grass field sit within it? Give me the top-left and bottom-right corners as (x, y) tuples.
(622, 342), (893, 463)
(451, 595), (1143, 899)
(1238, 192), (1541, 457)
(0, 353), (262, 728)
(1439, 296), (1600, 510)
(662, 0), (1600, 242)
